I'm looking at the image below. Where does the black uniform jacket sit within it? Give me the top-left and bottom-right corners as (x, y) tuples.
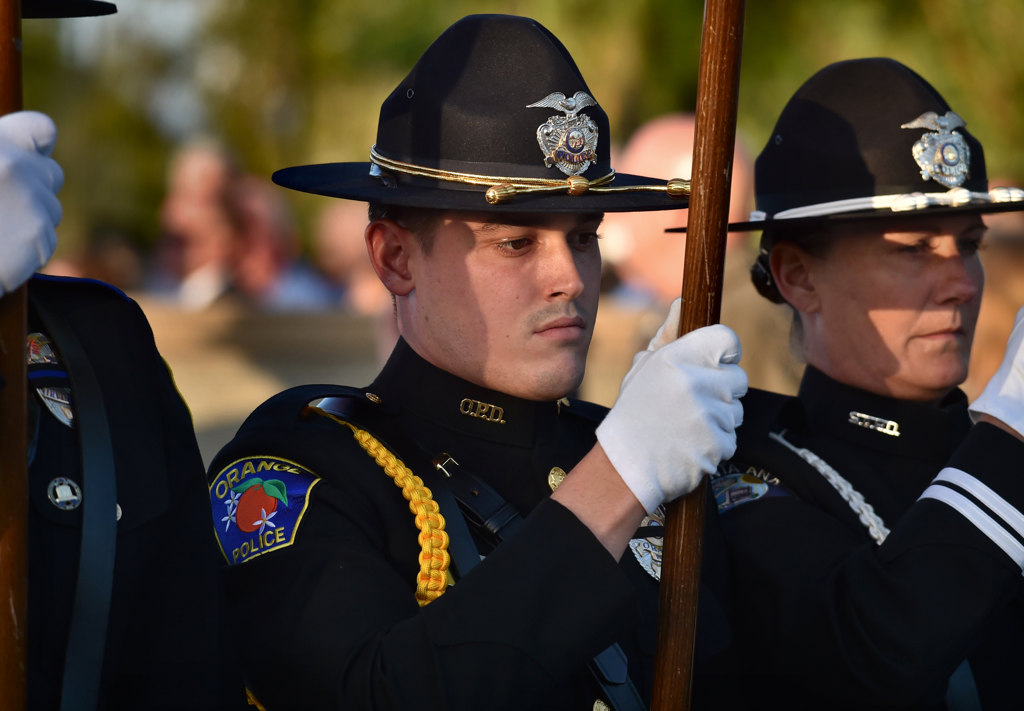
(208, 338), (677, 711)
(695, 366), (1024, 709)
(26, 275), (244, 710)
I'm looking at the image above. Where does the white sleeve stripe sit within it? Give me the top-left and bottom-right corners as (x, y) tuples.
(933, 467), (1024, 541)
(919, 484), (1024, 571)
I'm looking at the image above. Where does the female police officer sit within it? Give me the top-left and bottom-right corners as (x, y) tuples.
(694, 57), (1024, 709)
(208, 14), (746, 711)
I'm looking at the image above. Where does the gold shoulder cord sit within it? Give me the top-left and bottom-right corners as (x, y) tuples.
(309, 407), (452, 606)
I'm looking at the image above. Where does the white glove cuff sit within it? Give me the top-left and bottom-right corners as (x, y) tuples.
(596, 421), (661, 514)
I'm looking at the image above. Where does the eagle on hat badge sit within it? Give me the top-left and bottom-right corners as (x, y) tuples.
(900, 110), (971, 189)
(527, 91), (599, 176)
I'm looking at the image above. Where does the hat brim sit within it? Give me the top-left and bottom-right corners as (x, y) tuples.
(22, 0), (117, 18)
(667, 199), (1024, 233)
(273, 162), (689, 214)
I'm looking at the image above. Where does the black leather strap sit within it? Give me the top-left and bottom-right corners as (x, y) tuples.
(591, 644), (648, 711)
(31, 295), (118, 711)
(422, 451), (523, 549)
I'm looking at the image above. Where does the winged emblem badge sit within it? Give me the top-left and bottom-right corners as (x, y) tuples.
(900, 110), (971, 189)
(526, 91), (599, 176)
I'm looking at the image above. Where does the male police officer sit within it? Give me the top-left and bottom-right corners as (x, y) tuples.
(208, 14), (746, 711)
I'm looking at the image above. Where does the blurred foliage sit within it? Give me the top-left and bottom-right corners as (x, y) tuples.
(18, 0), (1024, 266)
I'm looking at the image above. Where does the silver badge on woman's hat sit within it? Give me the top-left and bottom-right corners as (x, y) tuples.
(901, 110), (971, 188)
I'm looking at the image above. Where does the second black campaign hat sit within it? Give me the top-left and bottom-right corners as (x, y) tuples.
(272, 14), (690, 214)
(726, 57), (1024, 232)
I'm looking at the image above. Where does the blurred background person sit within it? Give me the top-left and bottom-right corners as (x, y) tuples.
(314, 200), (386, 313)
(314, 199), (398, 360)
(582, 112), (801, 405)
(148, 138), (237, 310)
(227, 173), (340, 311)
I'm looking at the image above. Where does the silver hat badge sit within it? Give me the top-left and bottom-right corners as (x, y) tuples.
(900, 111), (971, 189)
(526, 91), (599, 176)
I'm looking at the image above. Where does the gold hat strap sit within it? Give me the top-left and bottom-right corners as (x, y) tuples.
(369, 145), (690, 205)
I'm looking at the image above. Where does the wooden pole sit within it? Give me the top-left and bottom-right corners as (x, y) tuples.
(0, 0), (27, 707)
(651, 1), (745, 709)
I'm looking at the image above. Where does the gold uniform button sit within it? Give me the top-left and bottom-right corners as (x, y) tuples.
(547, 466), (567, 492)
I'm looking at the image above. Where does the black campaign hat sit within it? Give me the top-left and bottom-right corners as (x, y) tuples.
(725, 58), (1024, 232)
(273, 14), (689, 213)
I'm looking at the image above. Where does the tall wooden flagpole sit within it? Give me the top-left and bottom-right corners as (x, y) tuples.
(651, 1), (746, 709)
(0, 0), (28, 707)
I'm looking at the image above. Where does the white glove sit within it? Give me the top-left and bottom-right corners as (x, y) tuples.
(0, 111), (63, 296)
(597, 316), (747, 514)
(970, 304), (1024, 436)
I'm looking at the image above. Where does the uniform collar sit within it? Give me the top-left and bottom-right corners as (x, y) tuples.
(367, 338), (564, 448)
(796, 365), (971, 457)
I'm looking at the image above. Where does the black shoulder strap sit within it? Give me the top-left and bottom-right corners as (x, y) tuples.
(309, 394), (645, 711)
(31, 293), (117, 711)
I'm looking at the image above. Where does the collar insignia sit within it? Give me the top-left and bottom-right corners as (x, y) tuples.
(848, 411), (901, 437)
(900, 111), (970, 188)
(459, 397), (506, 424)
(526, 91), (599, 176)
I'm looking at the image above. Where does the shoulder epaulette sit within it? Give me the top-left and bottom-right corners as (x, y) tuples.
(235, 384), (362, 432)
(31, 274), (132, 302)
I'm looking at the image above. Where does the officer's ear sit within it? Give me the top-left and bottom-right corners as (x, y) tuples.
(770, 242), (821, 314)
(366, 219), (416, 296)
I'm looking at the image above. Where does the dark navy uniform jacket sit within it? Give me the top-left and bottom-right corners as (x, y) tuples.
(695, 365), (1024, 709)
(208, 337), (689, 711)
(26, 275), (245, 710)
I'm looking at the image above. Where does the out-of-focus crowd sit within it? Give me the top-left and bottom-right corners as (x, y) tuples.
(48, 139), (392, 318)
